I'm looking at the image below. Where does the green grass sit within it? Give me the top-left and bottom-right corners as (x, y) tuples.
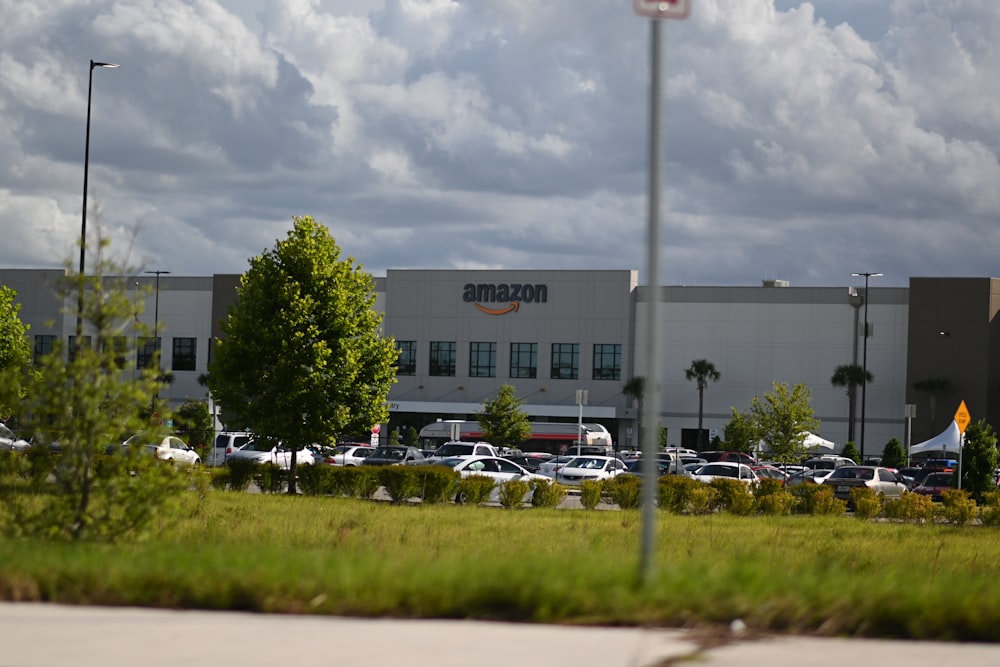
(3, 490), (1000, 640)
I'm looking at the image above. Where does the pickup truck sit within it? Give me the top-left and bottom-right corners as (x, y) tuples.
(424, 440), (500, 464)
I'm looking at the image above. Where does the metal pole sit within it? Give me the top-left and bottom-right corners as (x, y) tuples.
(640, 17), (663, 585)
(146, 270), (170, 406)
(852, 272), (881, 463)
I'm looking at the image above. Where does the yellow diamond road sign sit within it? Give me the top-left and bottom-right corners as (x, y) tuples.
(954, 400), (971, 434)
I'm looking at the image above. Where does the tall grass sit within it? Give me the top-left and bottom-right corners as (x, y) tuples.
(2, 491), (1000, 640)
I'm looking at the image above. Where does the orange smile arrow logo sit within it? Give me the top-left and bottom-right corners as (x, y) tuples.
(474, 301), (520, 316)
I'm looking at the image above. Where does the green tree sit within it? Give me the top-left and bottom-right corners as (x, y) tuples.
(723, 407), (759, 455)
(684, 359), (721, 451)
(11, 240), (191, 541)
(207, 216), (398, 494)
(750, 382), (819, 464)
(403, 426), (420, 447)
(840, 441), (860, 464)
(0, 284), (31, 419)
(476, 384), (531, 450)
(880, 437), (906, 469)
(831, 363), (872, 445)
(960, 419), (998, 503)
(174, 399), (214, 460)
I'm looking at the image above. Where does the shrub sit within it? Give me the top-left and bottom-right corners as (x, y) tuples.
(850, 487), (882, 519)
(658, 476), (701, 514)
(753, 478), (785, 500)
(604, 475), (642, 509)
(578, 480), (603, 510)
(207, 467), (230, 491)
(456, 475), (495, 505)
(883, 491), (936, 523)
(940, 489), (978, 526)
(22, 445), (56, 485)
(253, 463), (285, 494)
(755, 489), (794, 515)
(225, 459), (256, 492)
(297, 464), (328, 496)
(710, 478), (755, 515)
(980, 491), (1000, 527)
(414, 466), (459, 504)
(791, 484), (840, 515)
(530, 478), (567, 508)
(687, 485), (719, 515)
(380, 466), (421, 503)
(498, 480), (531, 509)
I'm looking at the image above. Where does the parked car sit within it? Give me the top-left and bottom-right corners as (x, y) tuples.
(693, 462), (758, 484)
(786, 468), (834, 487)
(822, 466), (908, 503)
(803, 455), (856, 470)
(437, 455), (547, 504)
(503, 452), (555, 473)
(317, 443), (375, 466)
(207, 431), (253, 467)
(537, 455), (576, 478)
(225, 438), (315, 469)
(912, 472), (957, 502)
(752, 465), (788, 484)
(122, 434), (201, 466)
(554, 456), (627, 486)
(361, 446), (425, 467)
(700, 451), (757, 466)
(623, 458), (691, 478)
(425, 441), (500, 464)
(0, 423), (30, 452)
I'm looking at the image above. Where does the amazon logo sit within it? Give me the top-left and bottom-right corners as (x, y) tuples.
(463, 282), (547, 316)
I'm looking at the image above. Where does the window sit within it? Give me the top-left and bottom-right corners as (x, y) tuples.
(172, 337), (197, 371)
(33, 335), (56, 363)
(469, 342), (496, 378)
(550, 343), (579, 380)
(103, 336), (128, 369)
(396, 341), (416, 376)
(592, 344), (622, 381)
(510, 343), (537, 379)
(68, 335), (91, 361)
(429, 341), (456, 377)
(137, 337), (160, 369)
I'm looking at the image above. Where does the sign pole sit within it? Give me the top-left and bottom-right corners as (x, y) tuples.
(953, 400), (970, 490)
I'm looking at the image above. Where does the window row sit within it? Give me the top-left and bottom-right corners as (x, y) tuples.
(395, 341), (621, 381)
(33, 335), (200, 371)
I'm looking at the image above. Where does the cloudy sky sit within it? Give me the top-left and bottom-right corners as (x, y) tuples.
(1, 0), (997, 288)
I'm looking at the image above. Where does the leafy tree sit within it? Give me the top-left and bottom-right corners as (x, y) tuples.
(403, 426), (420, 447)
(476, 384), (531, 449)
(750, 382), (819, 464)
(960, 419), (998, 503)
(831, 363), (872, 445)
(880, 438), (906, 469)
(723, 407), (759, 455)
(10, 239), (192, 541)
(387, 429), (400, 446)
(207, 216), (398, 494)
(840, 441), (860, 464)
(0, 284), (31, 419)
(684, 359), (721, 451)
(174, 399), (214, 460)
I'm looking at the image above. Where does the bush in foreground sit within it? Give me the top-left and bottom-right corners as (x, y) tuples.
(530, 478), (567, 508)
(579, 480), (603, 510)
(456, 475), (494, 505)
(498, 480), (530, 508)
(604, 475), (641, 509)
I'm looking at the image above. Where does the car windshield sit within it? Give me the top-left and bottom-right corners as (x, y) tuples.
(438, 457), (466, 467)
(699, 464), (737, 477)
(244, 439), (277, 452)
(565, 457), (607, 470)
(830, 467), (875, 481)
(373, 447), (405, 460)
(923, 473), (954, 486)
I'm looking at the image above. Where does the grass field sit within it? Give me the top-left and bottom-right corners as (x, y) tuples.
(2, 490), (1000, 641)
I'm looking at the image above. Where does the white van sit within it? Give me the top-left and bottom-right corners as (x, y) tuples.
(207, 431), (253, 467)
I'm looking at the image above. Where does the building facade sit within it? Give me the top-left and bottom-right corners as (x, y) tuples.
(2, 267), (988, 459)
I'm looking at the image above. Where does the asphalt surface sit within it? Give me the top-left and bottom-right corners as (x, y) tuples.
(3, 603), (1000, 667)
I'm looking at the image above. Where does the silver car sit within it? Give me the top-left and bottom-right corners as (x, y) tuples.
(822, 466), (907, 502)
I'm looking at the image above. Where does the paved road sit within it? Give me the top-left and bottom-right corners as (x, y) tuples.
(3, 603), (1000, 667)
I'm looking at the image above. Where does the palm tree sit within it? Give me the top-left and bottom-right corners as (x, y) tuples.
(831, 363), (872, 445)
(684, 360), (720, 451)
(622, 376), (645, 451)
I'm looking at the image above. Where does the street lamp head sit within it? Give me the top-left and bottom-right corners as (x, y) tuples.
(91, 61), (120, 69)
(852, 272), (884, 279)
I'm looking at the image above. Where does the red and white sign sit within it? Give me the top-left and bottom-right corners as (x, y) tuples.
(371, 424), (381, 435)
(633, 0), (690, 19)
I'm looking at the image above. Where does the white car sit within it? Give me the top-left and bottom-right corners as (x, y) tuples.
(554, 456), (627, 486)
(692, 462), (758, 484)
(438, 455), (549, 504)
(225, 439), (315, 469)
(537, 455), (577, 478)
(318, 444), (374, 466)
(123, 434), (201, 466)
(0, 423), (30, 452)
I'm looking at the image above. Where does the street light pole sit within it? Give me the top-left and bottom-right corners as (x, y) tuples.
(146, 270), (170, 407)
(76, 59), (120, 344)
(852, 271), (882, 463)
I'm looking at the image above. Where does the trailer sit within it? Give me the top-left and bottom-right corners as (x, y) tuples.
(418, 420), (613, 455)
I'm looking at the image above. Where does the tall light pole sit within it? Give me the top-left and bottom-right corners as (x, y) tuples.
(146, 270), (170, 407)
(76, 59), (120, 344)
(852, 271), (882, 463)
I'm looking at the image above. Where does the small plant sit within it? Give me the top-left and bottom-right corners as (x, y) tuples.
(850, 487), (882, 520)
(710, 478), (754, 515)
(253, 463), (285, 494)
(225, 459), (256, 492)
(498, 479), (530, 508)
(530, 478), (567, 508)
(604, 475), (641, 509)
(578, 480), (603, 510)
(755, 489), (794, 515)
(806, 486), (847, 515)
(414, 465), (459, 504)
(940, 488), (978, 526)
(882, 491), (936, 523)
(657, 476), (701, 514)
(297, 464), (327, 496)
(380, 466), (421, 503)
(687, 485), (720, 515)
(455, 475), (495, 505)
(980, 491), (1000, 526)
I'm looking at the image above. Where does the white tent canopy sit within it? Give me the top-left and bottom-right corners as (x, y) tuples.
(910, 420), (961, 455)
(801, 432), (835, 453)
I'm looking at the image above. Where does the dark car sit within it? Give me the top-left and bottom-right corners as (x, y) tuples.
(700, 451), (757, 466)
(503, 452), (555, 473)
(912, 472), (956, 502)
(361, 446), (425, 466)
(623, 458), (690, 477)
